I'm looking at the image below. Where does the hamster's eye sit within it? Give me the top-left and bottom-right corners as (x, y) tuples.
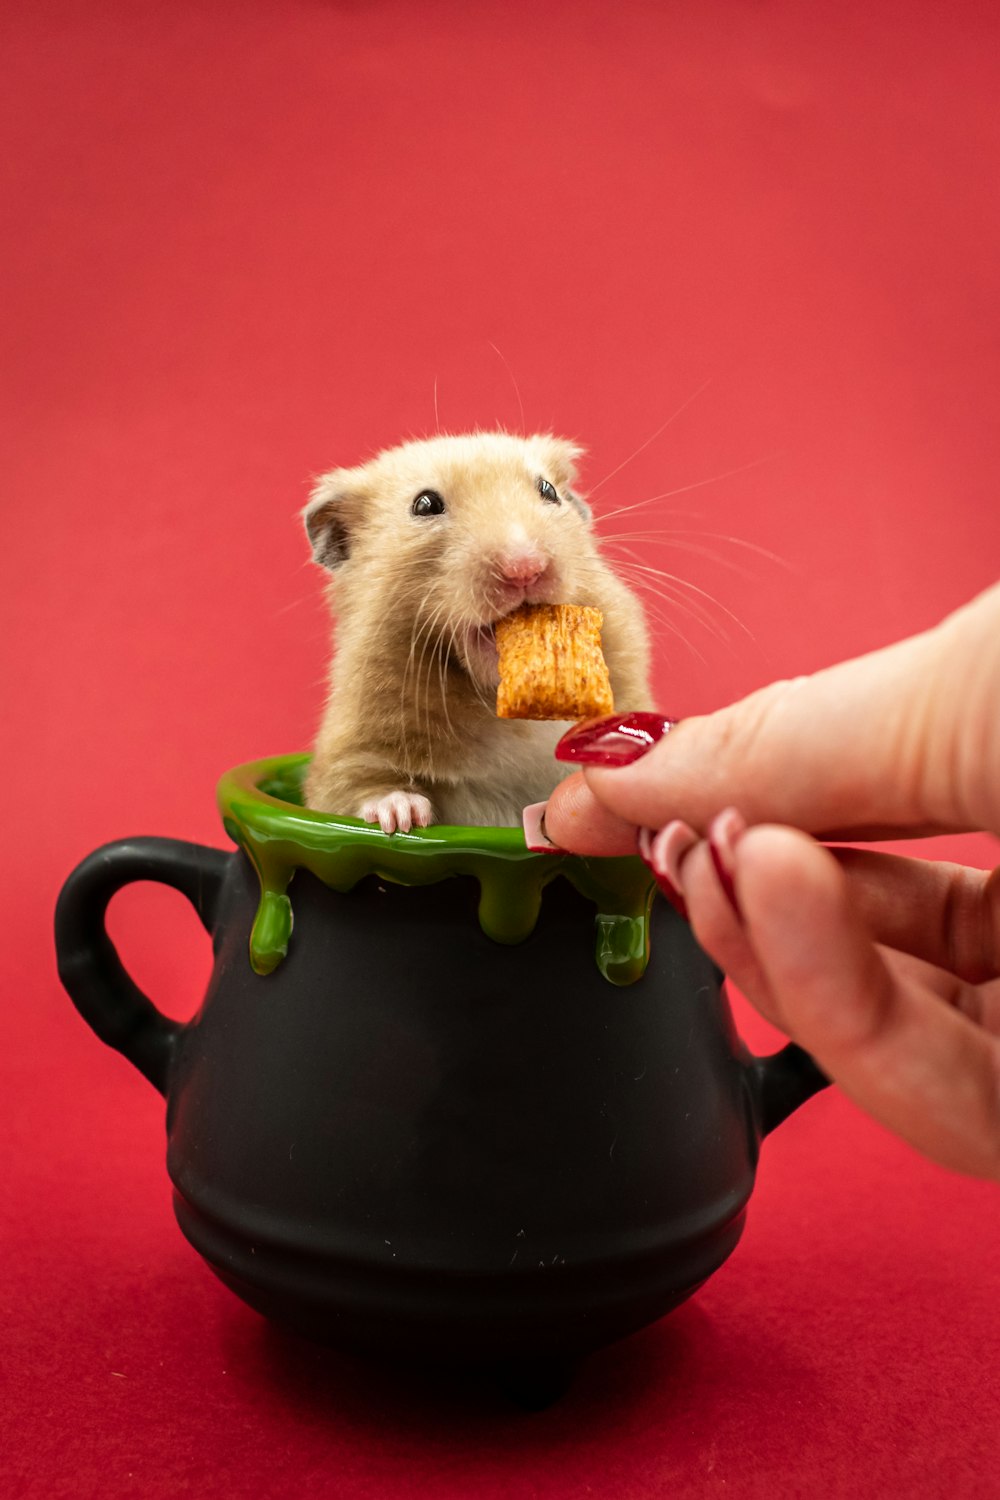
(537, 477), (560, 504)
(411, 489), (446, 517)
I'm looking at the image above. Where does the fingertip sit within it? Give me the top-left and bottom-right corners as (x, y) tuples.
(575, 733), (691, 825)
(733, 825), (889, 1050)
(543, 771), (640, 855)
(522, 801), (560, 853)
(677, 838), (778, 1020)
(736, 824), (847, 916)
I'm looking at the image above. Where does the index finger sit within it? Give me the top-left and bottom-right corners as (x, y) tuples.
(542, 762), (960, 855)
(551, 587), (999, 842)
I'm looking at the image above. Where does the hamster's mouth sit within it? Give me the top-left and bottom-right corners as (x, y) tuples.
(463, 593), (560, 688)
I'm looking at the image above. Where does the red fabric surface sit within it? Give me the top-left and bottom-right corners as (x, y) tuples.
(2, 1), (999, 1495)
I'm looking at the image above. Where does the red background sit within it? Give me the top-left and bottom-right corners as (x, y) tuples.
(3, 2), (999, 1495)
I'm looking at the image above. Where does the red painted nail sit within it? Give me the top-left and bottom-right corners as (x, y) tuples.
(638, 824), (693, 920)
(653, 871), (689, 920)
(555, 712), (677, 767)
(707, 808), (746, 920)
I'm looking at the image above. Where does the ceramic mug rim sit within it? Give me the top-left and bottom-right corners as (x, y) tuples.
(217, 751), (573, 861)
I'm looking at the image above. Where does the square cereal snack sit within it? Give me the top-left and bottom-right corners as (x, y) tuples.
(495, 604), (615, 721)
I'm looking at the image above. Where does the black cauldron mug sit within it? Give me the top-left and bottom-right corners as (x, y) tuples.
(56, 754), (827, 1375)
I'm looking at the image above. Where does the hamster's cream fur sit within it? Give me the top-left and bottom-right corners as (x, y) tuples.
(303, 432), (650, 830)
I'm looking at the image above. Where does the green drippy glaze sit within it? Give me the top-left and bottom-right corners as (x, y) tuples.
(216, 754), (657, 986)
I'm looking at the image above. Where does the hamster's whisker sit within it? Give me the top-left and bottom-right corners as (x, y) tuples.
(487, 341), (526, 435)
(611, 560), (733, 649)
(415, 602), (452, 751)
(601, 533), (760, 585)
(660, 529), (791, 568)
(436, 622), (460, 742)
(652, 541), (763, 584)
(594, 502), (704, 526)
(273, 581), (327, 618)
(623, 594), (709, 666)
(404, 615), (438, 767)
(400, 584), (440, 705)
(453, 621), (494, 724)
(594, 455), (772, 525)
(588, 379), (713, 495)
(400, 591), (447, 765)
(599, 527), (791, 576)
(411, 603), (444, 708)
(611, 555), (757, 650)
(620, 559), (755, 638)
(604, 568), (712, 662)
(608, 547), (732, 635)
(467, 629), (499, 716)
(596, 493), (705, 525)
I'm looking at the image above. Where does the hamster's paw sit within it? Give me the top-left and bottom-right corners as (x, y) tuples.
(360, 791), (434, 835)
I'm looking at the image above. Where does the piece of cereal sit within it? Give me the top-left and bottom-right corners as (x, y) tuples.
(495, 604), (614, 721)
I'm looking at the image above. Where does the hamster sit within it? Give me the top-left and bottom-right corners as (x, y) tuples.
(302, 431), (650, 831)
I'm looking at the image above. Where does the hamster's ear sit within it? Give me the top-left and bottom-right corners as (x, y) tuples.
(539, 436), (592, 521)
(303, 470), (360, 570)
(567, 489), (593, 522)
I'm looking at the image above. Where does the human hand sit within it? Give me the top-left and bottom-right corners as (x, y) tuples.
(542, 582), (1000, 1180)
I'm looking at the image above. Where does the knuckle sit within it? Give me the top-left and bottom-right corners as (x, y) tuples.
(700, 679), (808, 803)
(706, 679), (797, 767)
(942, 866), (1000, 984)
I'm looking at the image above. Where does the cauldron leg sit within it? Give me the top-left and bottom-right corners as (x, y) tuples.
(492, 1358), (579, 1410)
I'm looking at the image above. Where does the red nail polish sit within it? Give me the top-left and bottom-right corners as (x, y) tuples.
(555, 712), (677, 767)
(708, 841), (741, 918)
(707, 808), (746, 920)
(637, 825), (691, 920)
(652, 871), (689, 921)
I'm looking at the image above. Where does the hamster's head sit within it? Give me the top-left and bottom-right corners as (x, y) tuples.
(303, 432), (606, 687)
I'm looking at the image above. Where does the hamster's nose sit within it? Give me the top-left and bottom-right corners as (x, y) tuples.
(497, 549), (550, 587)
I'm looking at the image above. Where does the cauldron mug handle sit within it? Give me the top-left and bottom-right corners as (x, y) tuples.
(54, 837), (229, 1096)
(749, 1041), (830, 1136)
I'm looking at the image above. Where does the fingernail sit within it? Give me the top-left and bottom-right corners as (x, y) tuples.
(522, 801), (563, 853)
(638, 821), (697, 919)
(555, 712), (677, 767)
(707, 807), (747, 919)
